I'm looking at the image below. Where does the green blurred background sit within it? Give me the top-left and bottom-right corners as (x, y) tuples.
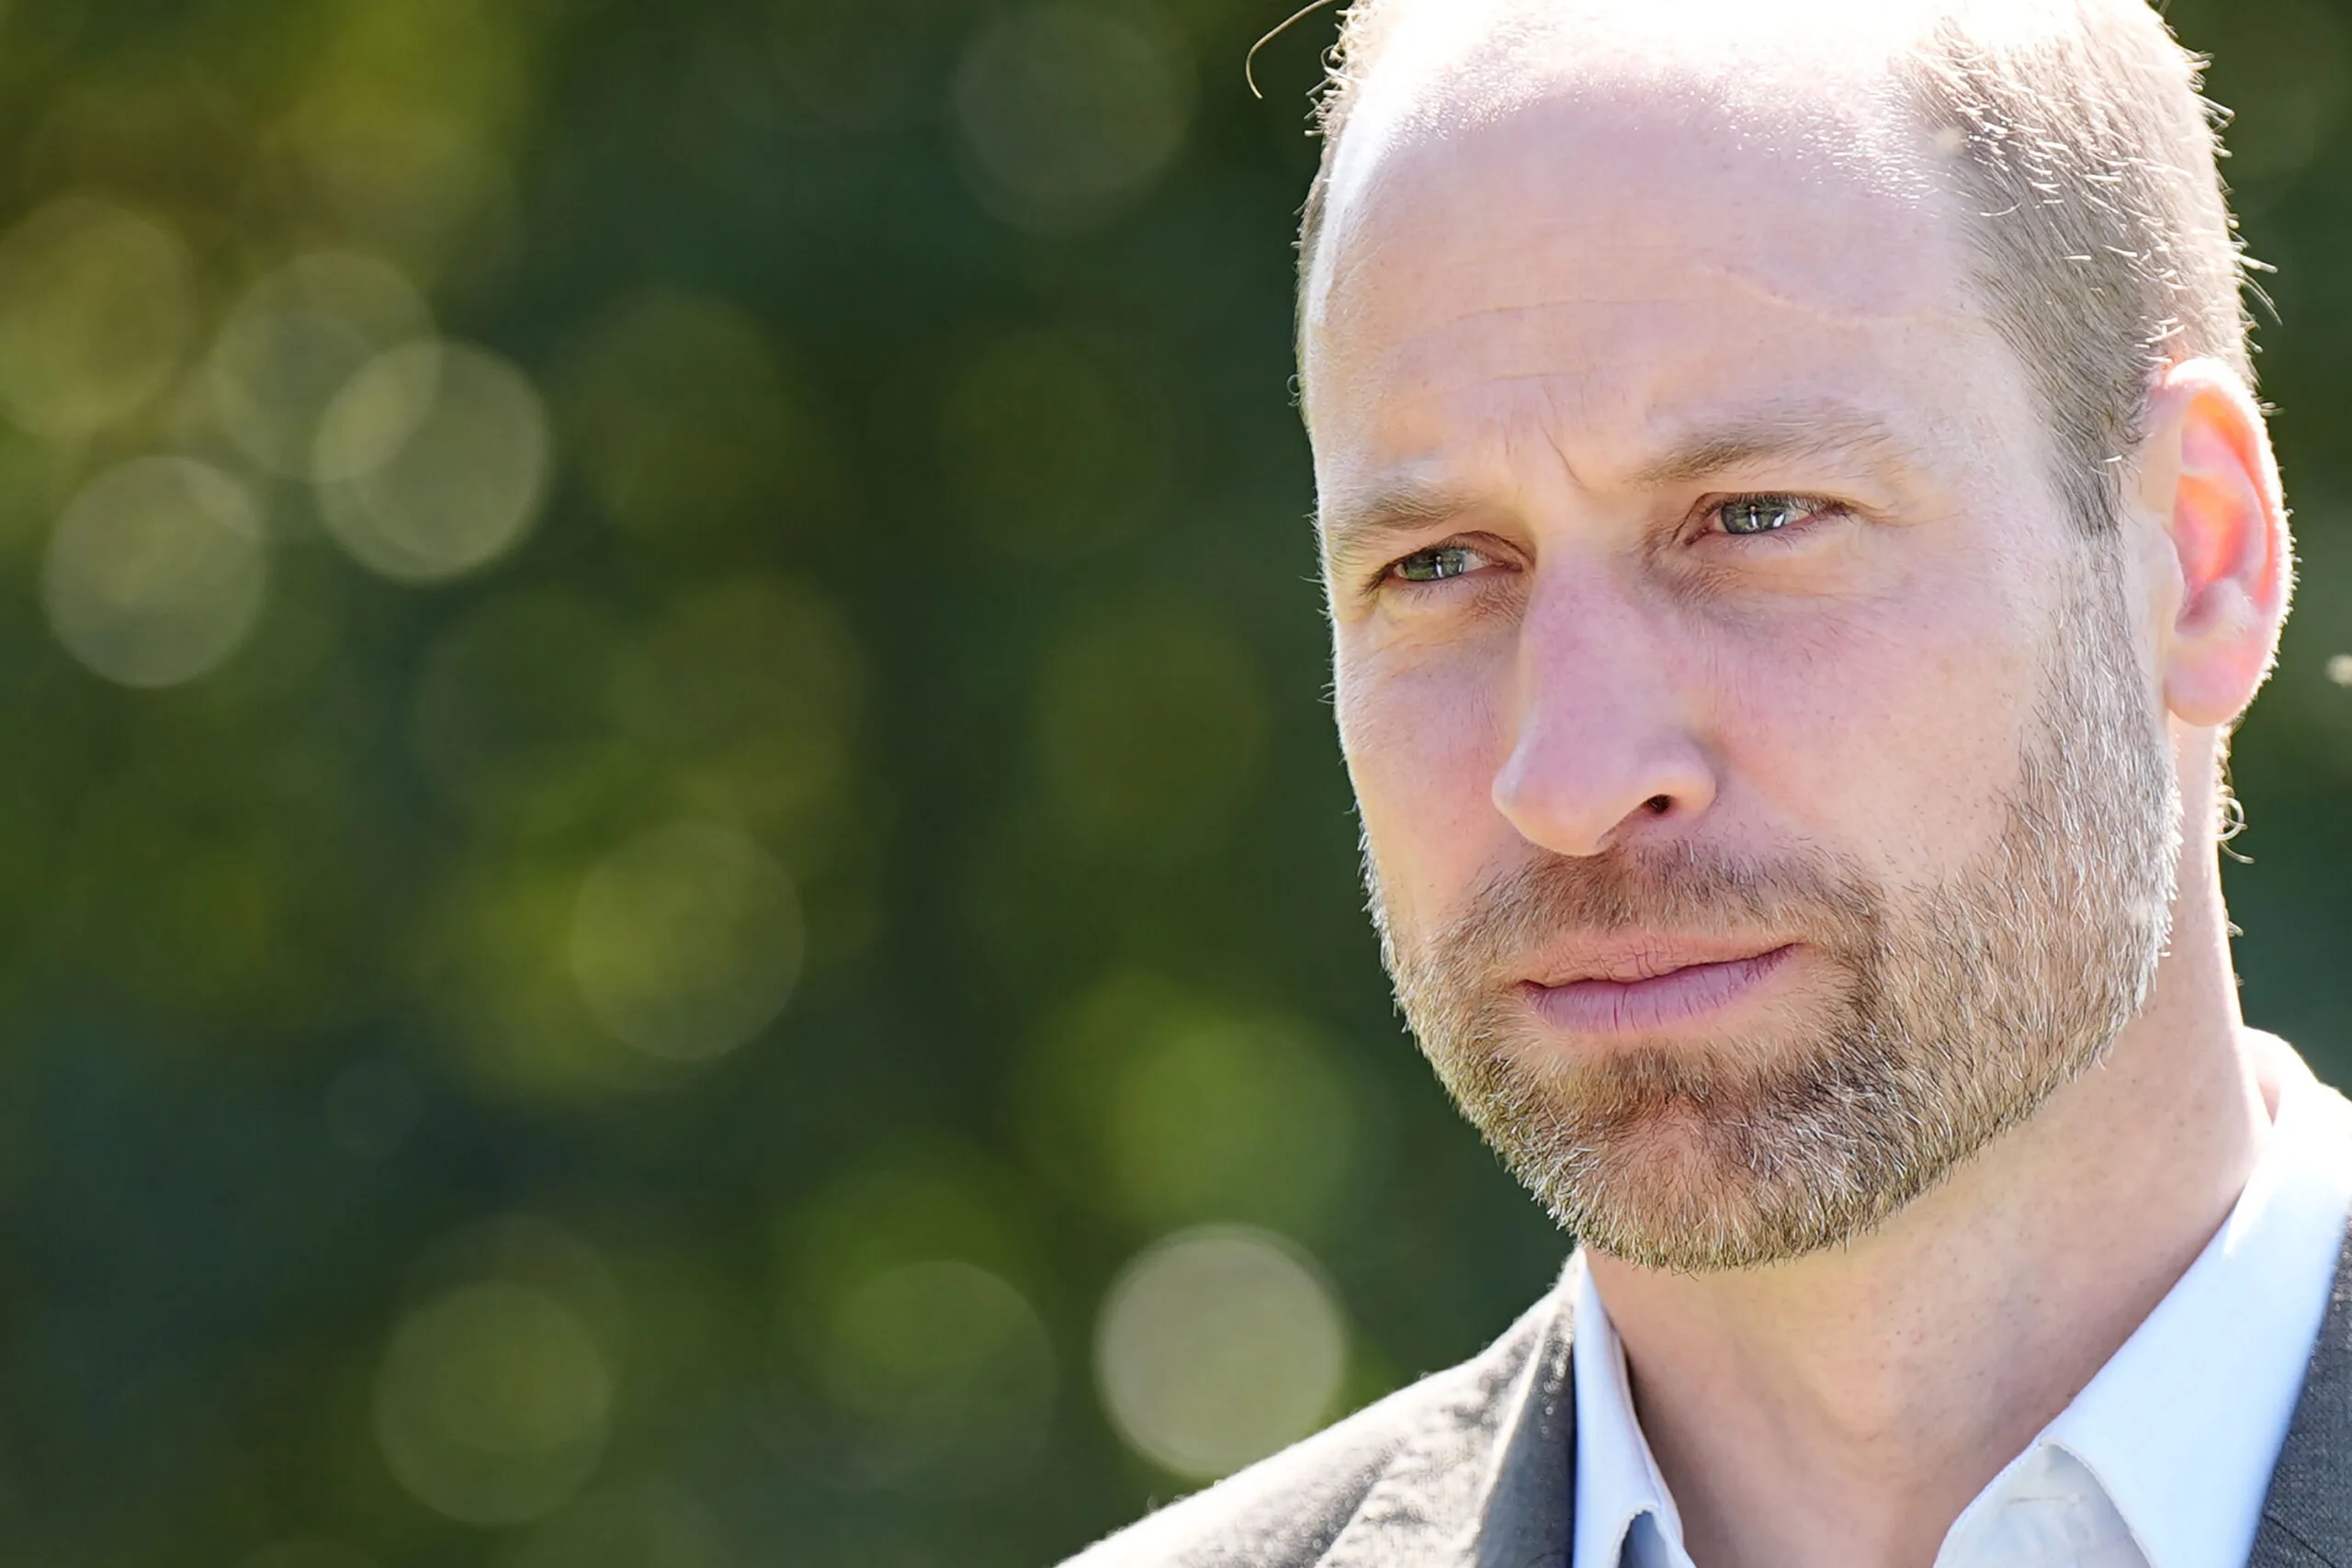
(0, 0), (2345, 1562)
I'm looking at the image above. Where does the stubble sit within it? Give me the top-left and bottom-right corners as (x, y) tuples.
(1371, 557), (2181, 1271)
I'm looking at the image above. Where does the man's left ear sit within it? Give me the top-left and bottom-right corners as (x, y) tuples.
(2135, 357), (2292, 728)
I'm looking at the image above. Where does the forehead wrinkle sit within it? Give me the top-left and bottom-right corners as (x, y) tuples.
(1624, 407), (1929, 491)
(1335, 286), (1970, 465)
(1327, 155), (1962, 326)
(1376, 277), (1939, 334)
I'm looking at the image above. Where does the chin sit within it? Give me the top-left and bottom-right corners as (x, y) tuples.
(1433, 1014), (1940, 1271)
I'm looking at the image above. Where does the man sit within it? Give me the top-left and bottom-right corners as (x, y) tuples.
(1064, 0), (2352, 1563)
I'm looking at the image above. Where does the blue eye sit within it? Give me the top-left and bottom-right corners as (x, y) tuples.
(1717, 496), (1814, 536)
(1392, 545), (1482, 583)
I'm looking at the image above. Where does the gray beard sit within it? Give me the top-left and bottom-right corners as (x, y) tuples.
(1369, 556), (2182, 1272)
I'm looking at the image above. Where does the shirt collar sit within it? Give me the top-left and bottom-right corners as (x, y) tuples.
(1566, 1032), (2352, 1568)
(1570, 1252), (1680, 1568)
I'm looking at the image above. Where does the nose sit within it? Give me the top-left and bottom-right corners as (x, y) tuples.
(1490, 569), (1720, 858)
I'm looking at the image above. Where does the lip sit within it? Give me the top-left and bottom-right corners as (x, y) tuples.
(1520, 942), (1798, 1035)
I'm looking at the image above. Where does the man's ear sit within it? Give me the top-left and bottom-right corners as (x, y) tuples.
(2135, 357), (2292, 729)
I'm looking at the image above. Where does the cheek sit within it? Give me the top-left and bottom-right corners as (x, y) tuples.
(1710, 573), (2045, 877)
(1334, 638), (1511, 916)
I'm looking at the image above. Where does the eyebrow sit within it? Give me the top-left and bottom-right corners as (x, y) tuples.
(1625, 407), (1921, 490)
(1317, 404), (1923, 580)
(1317, 479), (1488, 577)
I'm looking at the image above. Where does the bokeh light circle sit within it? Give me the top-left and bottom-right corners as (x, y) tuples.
(952, 4), (1191, 229)
(42, 457), (267, 688)
(569, 823), (804, 1062)
(373, 1281), (612, 1526)
(1105, 1012), (1362, 1235)
(0, 196), (194, 437)
(316, 339), (551, 581)
(208, 252), (432, 478)
(1094, 1226), (1348, 1479)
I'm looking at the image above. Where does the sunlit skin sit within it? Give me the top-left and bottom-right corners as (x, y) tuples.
(1306, 16), (2292, 1568)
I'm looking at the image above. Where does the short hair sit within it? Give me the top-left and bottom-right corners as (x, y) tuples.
(1297, 0), (2253, 535)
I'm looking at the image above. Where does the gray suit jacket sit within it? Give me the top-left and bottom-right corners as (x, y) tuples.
(1063, 1232), (2352, 1567)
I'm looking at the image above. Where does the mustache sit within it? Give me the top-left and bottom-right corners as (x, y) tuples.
(1392, 840), (1884, 980)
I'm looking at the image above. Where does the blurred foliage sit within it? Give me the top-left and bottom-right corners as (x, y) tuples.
(0, 0), (2346, 1563)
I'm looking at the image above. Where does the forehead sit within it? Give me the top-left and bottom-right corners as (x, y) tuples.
(1302, 31), (2041, 509)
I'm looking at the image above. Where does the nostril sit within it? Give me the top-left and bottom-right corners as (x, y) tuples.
(1644, 795), (1673, 816)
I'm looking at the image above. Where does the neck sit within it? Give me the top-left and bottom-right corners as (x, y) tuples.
(1587, 799), (2274, 1568)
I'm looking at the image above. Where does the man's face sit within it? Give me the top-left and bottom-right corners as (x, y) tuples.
(1306, 56), (2183, 1269)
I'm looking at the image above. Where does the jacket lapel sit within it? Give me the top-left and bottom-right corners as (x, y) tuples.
(2247, 1218), (2352, 1568)
(1318, 1263), (1579, 1568)
(1310, 1199), (2352, 1568)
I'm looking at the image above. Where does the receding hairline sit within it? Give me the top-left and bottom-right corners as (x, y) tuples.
(1301, 5), (1960, 320)
(1295, 0), (2253, 535)
(1302, 0), (2205, 206)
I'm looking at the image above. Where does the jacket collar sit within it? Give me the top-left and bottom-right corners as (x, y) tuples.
(1318, 1262), (1579, 1568)
(2251, 1216), (2352, 1568)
